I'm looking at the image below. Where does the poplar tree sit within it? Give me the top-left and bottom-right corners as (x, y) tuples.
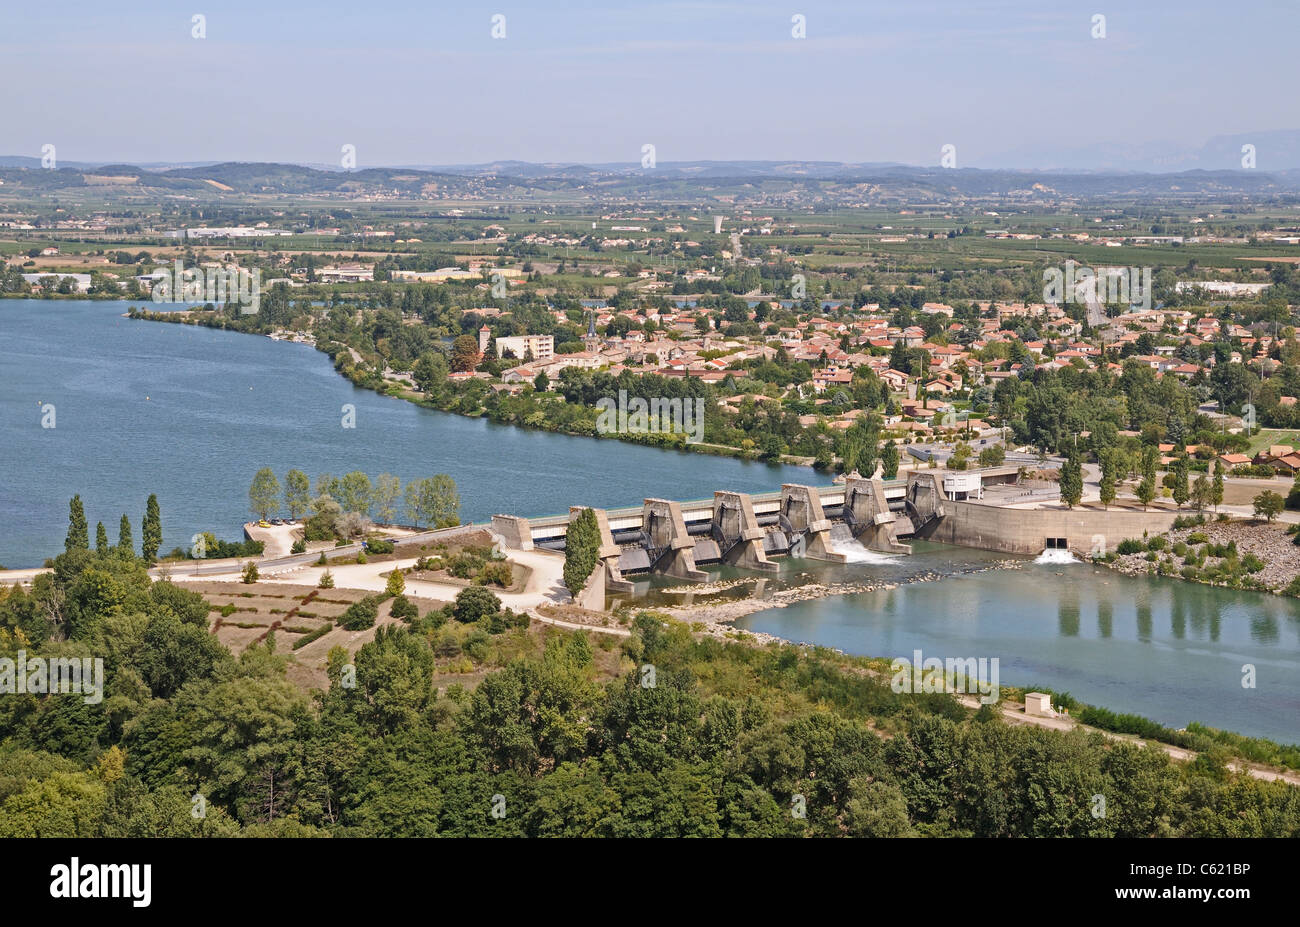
(95, 521), (109, 555)
(882, 441), (900, 479)
(65, 495), (89, 552)
(1172, 455), (1190, 508)
(1136, 477), (1156, 510)
(142, 494), (162, 561)
(1059, 453), (1083, 509)
(1098, 451), (1116, 509)
(118, 514), (133, 555)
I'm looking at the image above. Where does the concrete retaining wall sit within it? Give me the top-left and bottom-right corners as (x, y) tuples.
(926, 501), (1183, 555)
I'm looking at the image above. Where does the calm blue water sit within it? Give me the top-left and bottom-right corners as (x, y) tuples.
(0, 300), (822, 567)
(737, 554), (1300, 743)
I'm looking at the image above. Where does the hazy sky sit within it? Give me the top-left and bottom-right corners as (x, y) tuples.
(4, 0), (1297, 168)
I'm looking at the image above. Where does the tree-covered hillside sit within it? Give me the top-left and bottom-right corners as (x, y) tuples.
(2, 544), (1298, 837)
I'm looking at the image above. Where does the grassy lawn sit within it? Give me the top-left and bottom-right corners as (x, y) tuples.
(1244, 428), (1300, 456)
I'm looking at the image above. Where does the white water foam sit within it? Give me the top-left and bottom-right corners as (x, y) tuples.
(1033, 548), (1080, 565)
(827, 524), (900, 564)
(837, 544), (901, 564)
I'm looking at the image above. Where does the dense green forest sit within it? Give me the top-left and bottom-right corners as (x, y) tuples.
(2, 542), (1299, 837)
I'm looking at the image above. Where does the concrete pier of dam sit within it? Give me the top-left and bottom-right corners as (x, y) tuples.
(492, 466), (1184, 579)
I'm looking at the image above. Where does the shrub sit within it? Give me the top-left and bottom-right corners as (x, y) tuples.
(192, 535), (265, 559)
(1242, 553), (1266, 573)
(1116, 539), (1144, 555)
(1213, 541), (1238, 558)
(356, 552), (368, 564)
(219, 603), (237, 617)
(417, 608), (448, 632)
(463, 628), (491, 662)
(365, 538), (395, 555)
(1078, 705), (1198, 748)
(389, 593), (419, 622)
(1187, 532), (1209, 544)
(484, 606), (527, 634)
(318, 570), (335, 589)
(446, 552), (481, 579)
(432, 629), (461, 657)
(1146, 536), (1167, 551)
(1231, 464), (1277, 478)
(241, 561), (259, 584)
(291, 623), (333, 649)
(453, 586), (500, 623)
(477, 561), (513, 588)
(340, 596), (379, 630)
(290, 539), (306, 554)
(1039, 689), (1079, 711)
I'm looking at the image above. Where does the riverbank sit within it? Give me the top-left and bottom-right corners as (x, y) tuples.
(1102, 515), (1300, 597)
(126, 307), (825, 471)
(690, 545), (1300, 746)
(640, 556), (1300, 785)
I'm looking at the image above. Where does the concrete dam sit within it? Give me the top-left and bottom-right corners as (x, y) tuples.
(492, 473), (948, 594)
(492, 463), (1185, 601)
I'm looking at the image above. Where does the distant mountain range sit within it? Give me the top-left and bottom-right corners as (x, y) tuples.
(6, 129), (1300, 178)
(2, 156), (1299, 201)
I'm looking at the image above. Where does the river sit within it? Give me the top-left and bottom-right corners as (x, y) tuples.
(0, 299), (822, 568)
(733, 545), (1300, 743)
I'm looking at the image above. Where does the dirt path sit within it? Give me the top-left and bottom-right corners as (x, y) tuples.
(173, 545), (572, 613)
(528, 610), (630, 637)
(957, 695), (1300, 787)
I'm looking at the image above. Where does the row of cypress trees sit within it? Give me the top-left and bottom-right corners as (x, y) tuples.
(65, 493), (163, 561)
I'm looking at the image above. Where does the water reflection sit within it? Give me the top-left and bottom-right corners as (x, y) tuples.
(1250, 612), (1280, 645)
(1137, 600), (1152, 642)
(729, 553), (1300, 743)
(1058, 584), (1080, 637)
